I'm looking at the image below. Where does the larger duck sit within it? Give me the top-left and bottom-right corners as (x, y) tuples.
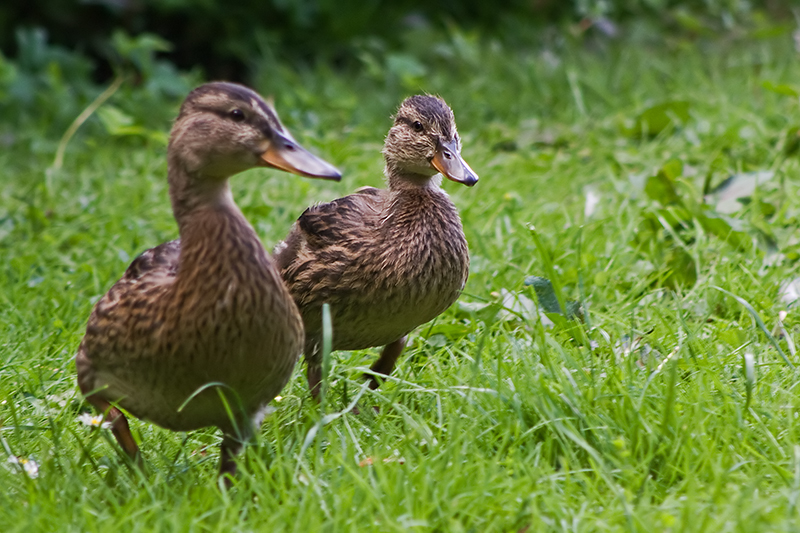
(275, 95), (477, 399)
(75, 82), (341, 481)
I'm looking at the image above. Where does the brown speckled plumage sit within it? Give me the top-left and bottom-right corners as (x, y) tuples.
(75, 82), (340, 481)
(274, 95), (478, 398)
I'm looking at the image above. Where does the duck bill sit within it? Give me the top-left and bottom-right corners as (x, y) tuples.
(261, 131), (341, 181)
(431, 139), (478, 187)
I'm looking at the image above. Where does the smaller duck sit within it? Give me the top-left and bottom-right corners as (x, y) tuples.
(75, 82), (341, 481)
(275, 95), (477, 399)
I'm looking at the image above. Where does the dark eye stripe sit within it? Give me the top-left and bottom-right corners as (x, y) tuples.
(201, 106), (243, 120)
(395, 117), (416, 128)
(396, 117), (427, 133)
(395, 115), (456, 140)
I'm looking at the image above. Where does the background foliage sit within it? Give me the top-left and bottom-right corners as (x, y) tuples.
(1, 0), (792, 80)
(3, 1), (800, 531)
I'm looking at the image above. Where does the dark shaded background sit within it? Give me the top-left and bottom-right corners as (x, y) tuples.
(1, 0), (791, 81)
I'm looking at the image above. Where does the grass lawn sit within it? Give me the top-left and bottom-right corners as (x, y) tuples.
(3, 25), (800, 531)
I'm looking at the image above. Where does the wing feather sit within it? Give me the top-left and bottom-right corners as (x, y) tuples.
(274, 187), (384, 269)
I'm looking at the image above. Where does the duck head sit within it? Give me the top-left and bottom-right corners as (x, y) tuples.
(169, 82), (342, 182)
(383, 95), (478, 188)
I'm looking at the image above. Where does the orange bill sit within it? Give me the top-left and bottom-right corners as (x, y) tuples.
(431, 139), (478, 187)
(261, 131), (341, 180)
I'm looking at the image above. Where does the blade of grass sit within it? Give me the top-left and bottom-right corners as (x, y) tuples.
(712, 286), (795, 368)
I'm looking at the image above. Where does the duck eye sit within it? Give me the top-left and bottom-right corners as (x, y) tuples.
(412, 121), (423, 132)
(229, 109), (245, 122)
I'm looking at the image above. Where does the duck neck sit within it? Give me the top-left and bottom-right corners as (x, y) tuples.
(168, 157), (236, 221)
(385, 163), (442, 192)
(168, 158), (263, 274)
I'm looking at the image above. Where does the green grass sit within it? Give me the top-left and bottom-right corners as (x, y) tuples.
(3, 26), (800, 531)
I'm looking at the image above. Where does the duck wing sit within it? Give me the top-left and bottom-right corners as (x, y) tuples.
(123, 239), (180, 282)
(273, 187), (384, 270)
(77, 239), (181, 381)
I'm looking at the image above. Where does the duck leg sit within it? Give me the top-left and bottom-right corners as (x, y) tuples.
(306, 347), (323, 402)
(307, 335), (407, 399)
(86, 396), (141, 464)
(219, 413), (258, 487)
(367, 336), (407, 390)
(219, 434), (242, 486)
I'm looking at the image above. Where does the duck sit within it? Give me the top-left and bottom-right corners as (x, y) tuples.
(75, 81), (341, 481)
(274, 94), (477, 400)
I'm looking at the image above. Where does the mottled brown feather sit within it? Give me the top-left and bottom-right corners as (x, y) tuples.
(77, 207), (301, 433)
(274, 95), (475, 395)
(75, 82), (336, 478)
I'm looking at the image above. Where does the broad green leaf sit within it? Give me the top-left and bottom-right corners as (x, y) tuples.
(628, 100), (691, 137)
(672, 9), (714, 35)
(524, 276), (582, 321)
(644, 170), (682, 206)
(386, 53), (427, 86)
(761, 80), (799, 98)
(696, 209), (751, 250)
(97, 105), (135, 134)
(524, 276), (563, 315)
(719, 328), (748, 348)
(662, 247), (697, 289)
(661, 159), (683, 181)
(456, 300), (503, 324)
(783, 126), (800, 156)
